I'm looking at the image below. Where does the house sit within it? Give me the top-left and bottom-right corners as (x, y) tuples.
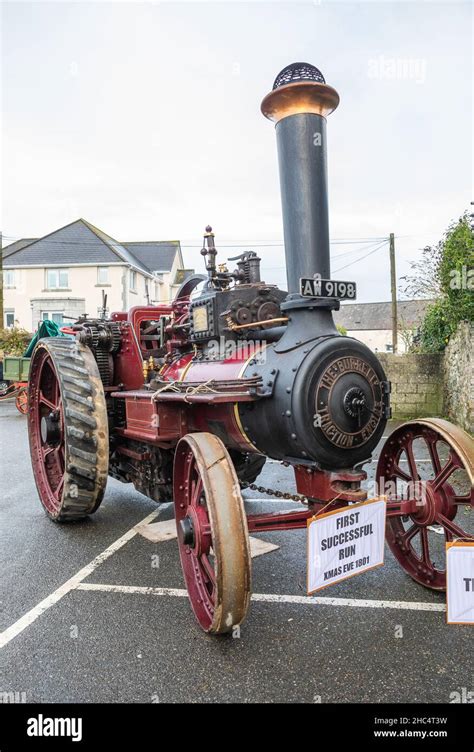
(2, 219), (194, 330)
(333, 299), (434, 353)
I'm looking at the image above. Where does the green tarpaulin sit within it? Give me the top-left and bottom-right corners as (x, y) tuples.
(23, 320), (71, 358)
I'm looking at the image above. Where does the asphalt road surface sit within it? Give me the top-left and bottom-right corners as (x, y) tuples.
(0, 401), (472, 704)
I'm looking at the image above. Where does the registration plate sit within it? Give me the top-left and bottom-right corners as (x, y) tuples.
(300, 277), (357, 300)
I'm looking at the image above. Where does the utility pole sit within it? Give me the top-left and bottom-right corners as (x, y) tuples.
(389, 232), (398, 354)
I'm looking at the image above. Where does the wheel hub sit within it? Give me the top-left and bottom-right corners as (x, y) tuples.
(184, 505), (212, 556)
(410, 482), (437, 526)
(409, 480), (456, 527)
(179, 516), (195, 546)
(40, 412), (61, 444)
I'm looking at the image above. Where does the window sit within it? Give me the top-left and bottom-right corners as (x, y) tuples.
(97, 266), (109, 285)
(4, 270), (15, 287)
(4, 310), (14, 328)
(42, 311), (64, 326)
(385, 344), (394, 352)
(46, 268), (68, 289)
(129, 269), (137, 291)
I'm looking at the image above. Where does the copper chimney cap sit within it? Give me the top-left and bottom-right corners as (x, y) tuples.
(261, 62), (340, 123)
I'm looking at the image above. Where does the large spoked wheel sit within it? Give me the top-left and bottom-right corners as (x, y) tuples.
(27, 337), (109, 521)
(173, 432), (252, 634)
(377, 419), (473, 590)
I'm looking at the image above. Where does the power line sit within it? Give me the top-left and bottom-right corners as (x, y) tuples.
(180, 238), (388, 248)
(1, 236), (388, 248)
(332, 240), (388, 273)
(260, 239), (391, 272)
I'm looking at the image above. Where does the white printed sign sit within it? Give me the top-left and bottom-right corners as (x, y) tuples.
(446, 542), (474, 625)
(307, 498), (386, 594)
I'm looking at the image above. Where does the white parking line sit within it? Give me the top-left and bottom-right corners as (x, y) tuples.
(76, 582), (446, 613)
(0, 509), (161, 649)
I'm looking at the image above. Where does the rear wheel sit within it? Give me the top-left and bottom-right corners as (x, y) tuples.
(27, 337), (109, 521)
(174, 432), (252, 633)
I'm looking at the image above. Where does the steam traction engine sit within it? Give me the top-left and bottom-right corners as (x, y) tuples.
(27, 63), (473, 633)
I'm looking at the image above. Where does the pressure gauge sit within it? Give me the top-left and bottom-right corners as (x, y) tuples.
(192, 305), (209, 334)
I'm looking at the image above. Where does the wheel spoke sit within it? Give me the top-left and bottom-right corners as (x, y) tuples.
(452, 492), (473, 505)
(192, 550), (215, 605)
(39, 393), (56, 412)
(402, 523), (419, 545)
(53, 377), (60, 407)
(419, 527), (431, 565)
(435, 512), (471, 541)
(42, 445), (55, 460)
(54, 445), (65, 472)
(190, 476), (203, 507)
(200, 554), (216, 586)
(392, 464), (412, 483)
(405, 442), (419, 481)
(54, 476), (65, 500)
(431, 454), (457, 492)
(426, 437), (442, 475)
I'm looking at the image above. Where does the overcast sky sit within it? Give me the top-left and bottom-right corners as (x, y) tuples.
(2, 1), (472, 302)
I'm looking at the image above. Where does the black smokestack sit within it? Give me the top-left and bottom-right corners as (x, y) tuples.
(261, 63), (339, 294)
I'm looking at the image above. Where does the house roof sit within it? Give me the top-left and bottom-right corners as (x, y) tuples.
(334, 299), (434, 331)
(122, 241), (181, 272)
(1, 219), (173, 276)
(3, 238), (38, 257)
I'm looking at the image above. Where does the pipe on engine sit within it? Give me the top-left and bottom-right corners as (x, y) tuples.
(261, 63), (339, 294)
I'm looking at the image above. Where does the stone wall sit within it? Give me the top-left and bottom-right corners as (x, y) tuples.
(443, 321), (473, 433)
(377, 353), (444, 421)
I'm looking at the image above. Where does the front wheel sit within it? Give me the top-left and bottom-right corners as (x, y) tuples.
(173, 432), (252, 633)
(377, 419), (473, 590)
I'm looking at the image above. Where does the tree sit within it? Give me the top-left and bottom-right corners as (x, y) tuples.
(402, 213), (474, 352)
